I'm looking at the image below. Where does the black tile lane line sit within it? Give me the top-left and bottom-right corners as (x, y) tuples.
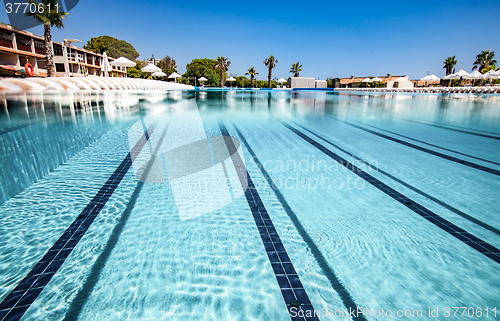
(355, 121), (500, 167)
(231, 123), (367, 321)
(408, 120), (500, 140)
(218, 121), (321, 321)
(292, 121), (500, 237)
(0, 121), (158, 321)
(280, 121), (500, 265)
(337, 120), (500, 177)
(62, 123), (169, 321)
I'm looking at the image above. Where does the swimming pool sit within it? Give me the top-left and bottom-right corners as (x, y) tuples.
(1, 90), (499, 320)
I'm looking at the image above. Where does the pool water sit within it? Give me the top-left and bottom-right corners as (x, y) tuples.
(1, 90), (500, 321)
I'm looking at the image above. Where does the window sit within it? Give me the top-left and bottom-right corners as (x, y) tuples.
(53, 44), (63, 56)
(55, 63), (65, 72)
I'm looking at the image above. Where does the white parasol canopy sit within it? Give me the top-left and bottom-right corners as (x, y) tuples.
(372, 77), (384, 82)
(168, 72), (181, 78)
(455, 69), (471, 78)
(226, 77), (236, 81)
(420, 74), (440, 81)
(152, 71), (166, 77)
(362, 77), (373, 83)
(101, 52), (111, 77)
(278, 78), (286, 83)
(110, 57), (136, 67)
(141, 63), (161, 73)
(198, 76), (208, 81)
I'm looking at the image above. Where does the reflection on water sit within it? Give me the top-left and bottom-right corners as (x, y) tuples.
(1, 90), (500, 134)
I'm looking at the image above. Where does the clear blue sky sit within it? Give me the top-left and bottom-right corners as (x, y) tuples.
(1, 0), (499, 80)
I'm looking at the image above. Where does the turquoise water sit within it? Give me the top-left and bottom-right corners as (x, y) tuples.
(0, 90), (499, 320)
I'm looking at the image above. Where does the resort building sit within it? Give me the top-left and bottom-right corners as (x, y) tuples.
(0, 23), (126, 77)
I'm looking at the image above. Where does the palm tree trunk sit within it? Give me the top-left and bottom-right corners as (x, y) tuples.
(251, 75), (254, 88)
(44, 23), (55, 77)
(268, 68), (272, 88)
(219, 69), (223, 87)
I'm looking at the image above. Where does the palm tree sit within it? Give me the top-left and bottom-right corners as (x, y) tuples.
(472, 50), (497, 73)
(290, 62), (302, 77)
(26, 0), (68, 77)
(245, 67), (258, 88)
(443, 56), (457, 76)
(215, 56), (231, 87)
(264, 55), (278, 88)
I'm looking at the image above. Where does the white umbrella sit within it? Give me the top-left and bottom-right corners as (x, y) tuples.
(198, 76), (208, 81)
(372, 77), (384, 82)
(467, 71), (485, 86)
(168, 72), (181, 78)
(278, 78), (286, 83)
(152, 71), (166, 77)
(101, 52), (111, 77)
(362, 77), (373, 83)
(141, 63), (161, 73)
(110, 57), (136, 77)
(486, 69), (500, 78)
(227, 77), (236, 81)
(455, 69), (471, 78)
(420, 74), (440, 82)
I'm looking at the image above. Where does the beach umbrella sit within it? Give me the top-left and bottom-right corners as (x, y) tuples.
(420, 74), (440, 87)
(101, 52), (111, 77)
(226, 76), (236, 88)
(168, 72), (182, 83)
(142, 63), (161, 73)
(110, 57), (136, 77)
(420, 74), (440, 82)
(278, 78), (286, 83)
(455, 69), (471, 78)
(467, 71), (485, 86)
(372, 77), (384, 82)
(152, 71), (166, 77)
(198, 76), (207, 82)
(361, 77), (373, 82)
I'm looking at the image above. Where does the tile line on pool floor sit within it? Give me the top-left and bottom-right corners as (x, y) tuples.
(231, 122), (368, 321)
(280, 121), (500, 265)
(408, 119), (500, 140)
(0, 120), (158, 321)
(292, 121), (500, 237)
(354, 120), (500, 167)
(62, 122), (170, 321)
(336, 118), (500, 177)
(219, 120), (321, 321)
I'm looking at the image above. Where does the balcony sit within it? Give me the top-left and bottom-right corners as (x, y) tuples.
(68, 52), (84, 63)
(86, 58), (93, 65)
(17, 42), (32, 52)
(0, 38), (13, 49)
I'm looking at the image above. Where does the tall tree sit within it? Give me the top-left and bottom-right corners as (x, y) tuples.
(158, 56), (177, 78)
(443, 56), (457, 76)
(472, 50), (497, 73)
(290, 62), (302, 77)
(83, 36), (139, 60)
(215, 56), (231, 87)
(264, 55), (278, 88)
(183, 58), (219, 86)
(26, 0), (68, 77)
(245, 67), (258, 88)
